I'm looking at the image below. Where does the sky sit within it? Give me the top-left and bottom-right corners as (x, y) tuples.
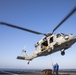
(0, 0), (76, 69)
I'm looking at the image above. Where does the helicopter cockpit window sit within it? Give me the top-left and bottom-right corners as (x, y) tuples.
(50, 37), (53, 43)
(61, 33), (69, 40)
(61, 33), (68, 37)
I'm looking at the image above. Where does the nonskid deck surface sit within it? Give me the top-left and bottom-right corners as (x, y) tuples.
(0, 69), (76, 75)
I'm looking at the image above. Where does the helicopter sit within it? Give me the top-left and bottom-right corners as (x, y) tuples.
(0, 7), (76, 64)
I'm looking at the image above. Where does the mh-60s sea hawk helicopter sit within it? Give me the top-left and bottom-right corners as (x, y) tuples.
(0, 7), (76, 64)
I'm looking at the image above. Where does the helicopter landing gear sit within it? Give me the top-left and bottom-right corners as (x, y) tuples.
(61, 50), (65, 56)
(27, 61), (30, 64)
(27, 59), (32, 64)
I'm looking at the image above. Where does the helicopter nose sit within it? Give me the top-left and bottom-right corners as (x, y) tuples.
(69, 35), (76, 42)
(75, 36), (76, 40)
(74, 36), (76, 42)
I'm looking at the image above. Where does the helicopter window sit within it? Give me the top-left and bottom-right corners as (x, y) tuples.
(61, 33), (65, 35)
(57, 34), (61, 38)
(61, 33), (66, 37)
(61, 33), (69, 37)
(50, 37), (53, 43)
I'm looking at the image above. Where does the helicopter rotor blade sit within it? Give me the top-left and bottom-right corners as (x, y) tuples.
(52, 7), (76, 33)
(0, 22), (46, 35)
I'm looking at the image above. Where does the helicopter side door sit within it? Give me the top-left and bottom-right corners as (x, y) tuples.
(41, 39), (48, 51)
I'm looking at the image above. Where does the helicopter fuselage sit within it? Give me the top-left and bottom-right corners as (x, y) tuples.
(35, 33), (76, 56)
(17, 33), (76, 63)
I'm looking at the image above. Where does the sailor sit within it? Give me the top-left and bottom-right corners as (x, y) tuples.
(53, 63), (59, 75)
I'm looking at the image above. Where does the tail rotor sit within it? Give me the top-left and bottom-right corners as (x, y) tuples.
(22, 45), (28, 57)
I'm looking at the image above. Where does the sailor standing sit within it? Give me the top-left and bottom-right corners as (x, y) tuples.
(53, 63), (59, 75)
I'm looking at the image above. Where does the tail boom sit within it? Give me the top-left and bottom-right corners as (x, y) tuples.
(17, 56), (25, 60)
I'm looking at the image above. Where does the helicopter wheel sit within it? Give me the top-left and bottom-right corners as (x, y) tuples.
(61, 50), (65, 56)
(27, 62), (29, 64)
(27, 61), (30, 64)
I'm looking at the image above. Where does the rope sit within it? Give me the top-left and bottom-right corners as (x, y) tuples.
(50, 55), (54, 68)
